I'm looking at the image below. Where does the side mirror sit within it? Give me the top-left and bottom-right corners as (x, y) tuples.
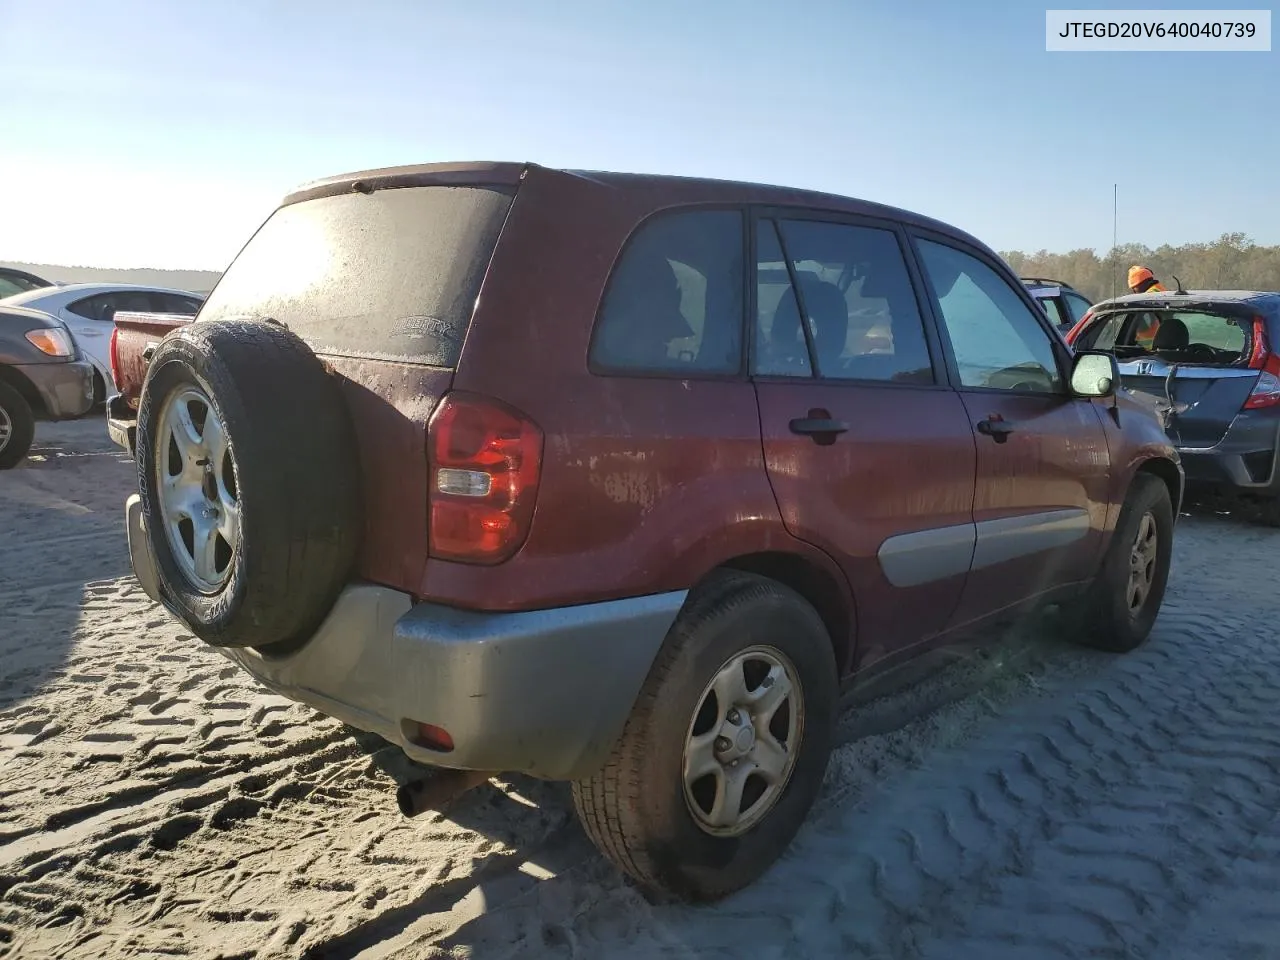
(1070, 350), (1119, 398)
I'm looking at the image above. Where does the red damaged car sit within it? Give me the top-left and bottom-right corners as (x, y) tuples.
(107, 161), (1183, 901)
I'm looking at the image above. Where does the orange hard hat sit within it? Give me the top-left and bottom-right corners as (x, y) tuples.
(1128, 265), (1155, 288)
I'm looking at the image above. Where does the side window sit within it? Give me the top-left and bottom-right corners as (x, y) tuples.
(67, 295), (106, 321)
(753, 218), (934, 384)
(590, 210), (744, 375)
(916, 239), (1063, 393)
(1063, 292), (1093, 324)
(114, 291), (153, 313)
(754, 220), (810, 377)
(1076, 311), (1127, 351)
(1038, 297), (1068, 328)
(151, 293), (201, 314)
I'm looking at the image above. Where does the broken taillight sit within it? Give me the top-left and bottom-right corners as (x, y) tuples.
(426, 391), (543, 564)
(1243, 316), (1280, 410)
(1064, 308), (1094, 346)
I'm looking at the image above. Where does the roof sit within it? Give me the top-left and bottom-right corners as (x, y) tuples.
(1092, 290), (1280, 310)
(0, 282), (203, 306)
(282, 161), (1002, 262)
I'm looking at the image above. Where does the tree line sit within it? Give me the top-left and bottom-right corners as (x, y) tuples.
(1001, 233), (1280, 302)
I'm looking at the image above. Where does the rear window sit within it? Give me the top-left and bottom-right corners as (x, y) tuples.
(197, 185), (514, 365)
(1079, 309), (1250, 364)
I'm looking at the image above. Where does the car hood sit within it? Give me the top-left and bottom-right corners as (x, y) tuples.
(0, 304), (68, 330)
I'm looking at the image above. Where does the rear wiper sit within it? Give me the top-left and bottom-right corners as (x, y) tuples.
(1162, 363), (1190, 423)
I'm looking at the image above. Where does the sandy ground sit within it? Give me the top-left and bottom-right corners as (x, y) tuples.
(4, 419), (1280, 959)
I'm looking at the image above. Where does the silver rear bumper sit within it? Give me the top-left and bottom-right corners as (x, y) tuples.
(125, 494), (684, 780)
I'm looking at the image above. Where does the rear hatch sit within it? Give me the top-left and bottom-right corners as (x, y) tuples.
(192, 166), (520, 594)
(1073, 301), (1265, 447)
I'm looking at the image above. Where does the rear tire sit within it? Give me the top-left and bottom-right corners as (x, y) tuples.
(1060, 474), (1173, 653)
(572, 571), (838, 902)
(0, 380), (35, 470)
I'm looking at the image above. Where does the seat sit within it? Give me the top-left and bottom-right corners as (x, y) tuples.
(1152, 316), (1189, 352)
(768, 276), (848, 376)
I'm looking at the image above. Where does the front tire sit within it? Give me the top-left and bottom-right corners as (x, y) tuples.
(572, 571), (838, 901)
(1061, 473), (1173, 653)
(0, 380), (35, 470)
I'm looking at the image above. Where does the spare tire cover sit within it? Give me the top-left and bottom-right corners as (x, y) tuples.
(136, 319), (361, 650)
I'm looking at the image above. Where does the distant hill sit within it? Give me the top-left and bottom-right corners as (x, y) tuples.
(2, 261), (221, 297)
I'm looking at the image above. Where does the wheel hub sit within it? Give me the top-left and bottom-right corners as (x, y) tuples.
(714, 711), (757, 764)
(682, 645), (804, 837)
(154, 386), (241, 594)
(1126, 510), (1158, 615)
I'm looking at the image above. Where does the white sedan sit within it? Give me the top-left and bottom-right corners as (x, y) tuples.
(0, 283), (204, 404)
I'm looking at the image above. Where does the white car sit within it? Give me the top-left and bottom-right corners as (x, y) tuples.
(0, 283), (204, 404)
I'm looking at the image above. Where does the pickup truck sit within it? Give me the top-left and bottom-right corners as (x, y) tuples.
(105, 311), (189, 456)
(106, 161), (1183, 903)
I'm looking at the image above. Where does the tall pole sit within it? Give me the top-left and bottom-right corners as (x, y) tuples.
(1112, 183), (1118, 299)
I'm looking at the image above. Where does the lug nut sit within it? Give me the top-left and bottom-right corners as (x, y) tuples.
(715, 736), (731, 752)
(727, 709), (741, 724)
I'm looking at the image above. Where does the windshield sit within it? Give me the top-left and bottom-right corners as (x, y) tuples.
(0, 271), (53, 299)
(198, 184), (515, 366)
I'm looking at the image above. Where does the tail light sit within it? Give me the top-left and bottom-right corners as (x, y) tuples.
(1243, 316), (1280, 410)
(1064, 309), (1094, 345)
(427, 392), (543, 564)
(108, 325), (121, 390)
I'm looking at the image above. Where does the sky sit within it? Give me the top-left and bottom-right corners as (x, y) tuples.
(1, 0), (1276, 270)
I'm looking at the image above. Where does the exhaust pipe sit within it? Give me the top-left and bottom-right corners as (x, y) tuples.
(396, 769), (493, 818)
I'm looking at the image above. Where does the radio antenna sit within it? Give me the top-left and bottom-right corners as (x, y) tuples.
(1112, 183), (1118, 299)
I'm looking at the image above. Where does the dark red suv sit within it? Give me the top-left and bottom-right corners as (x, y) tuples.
(109, 161), (1183, 901)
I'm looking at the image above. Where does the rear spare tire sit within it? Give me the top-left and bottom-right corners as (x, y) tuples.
(136, 320), (361, 650)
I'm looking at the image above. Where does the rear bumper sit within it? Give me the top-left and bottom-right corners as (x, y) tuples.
(125, 494), (684, 781)
(1178, 409), (1280, 495)
(17, 360), (94, 419)
(107, 394), (136, 456)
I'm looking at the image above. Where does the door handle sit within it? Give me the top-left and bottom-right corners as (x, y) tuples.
(789, 416), (849, 443)
(976, 417), (1015, 443)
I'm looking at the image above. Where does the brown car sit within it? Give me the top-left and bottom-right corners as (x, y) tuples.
(107, 161), (1183, 901)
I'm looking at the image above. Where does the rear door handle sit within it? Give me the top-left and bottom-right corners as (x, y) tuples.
(976, 418), (1015, 442)
(789, 417), (849, 441)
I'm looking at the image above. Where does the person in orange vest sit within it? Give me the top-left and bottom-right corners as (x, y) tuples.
(1128, 266), (1167, 295)
(1128, 266), (1167, 348)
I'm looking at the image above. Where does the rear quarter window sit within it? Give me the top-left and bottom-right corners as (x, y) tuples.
(589, 209), (744, 376)
(197, 185), (515, 366)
